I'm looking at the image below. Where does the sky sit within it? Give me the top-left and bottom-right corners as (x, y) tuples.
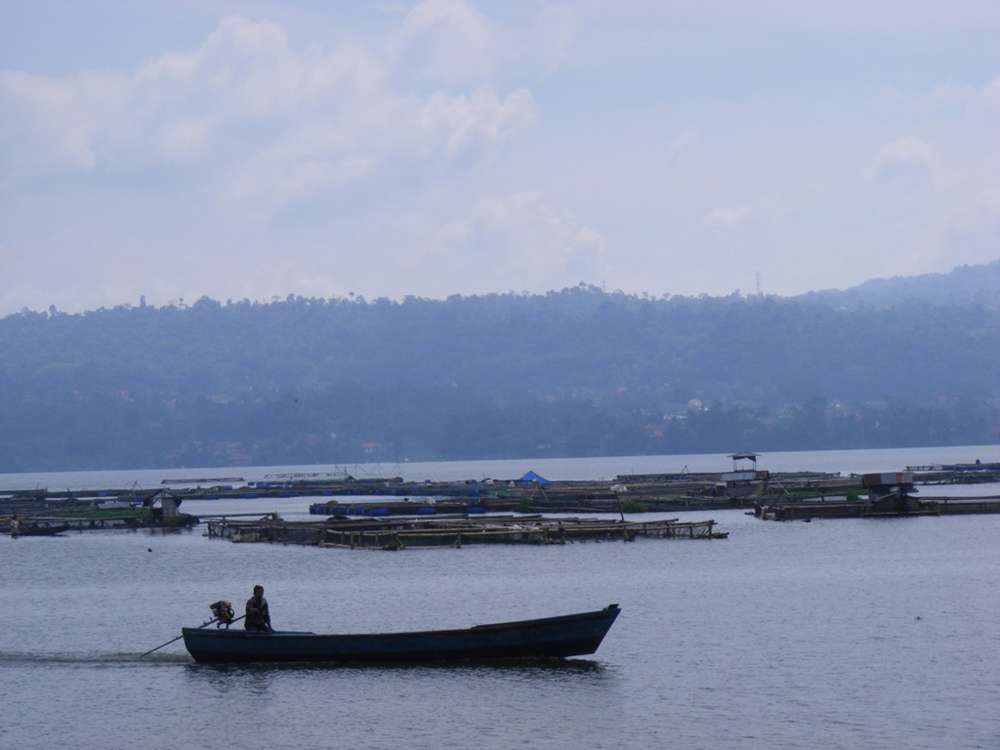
(1, 0), (998, 315)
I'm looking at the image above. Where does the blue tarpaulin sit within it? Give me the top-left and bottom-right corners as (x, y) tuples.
(519, 470), (549, 483)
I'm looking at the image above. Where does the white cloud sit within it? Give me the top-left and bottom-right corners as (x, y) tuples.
(667, 127), (700, 156)
(975, 187), (1000, 214)
(916, 81), (978, 111)
(0, 68), (128, 180)
(703, 204), (754, 227)
(969, 76), (1000, 114)
(385, 0), (580, 84)
(0, 12), (537, 211)
(528, 5), (580, 72)
(386, 0), (498, 85)
(218, 81), (536, 216)
(437, 191), (608, 289)
(414, 85), (537, 158)
(883, 76), (1000, 116)
(873, 137), (935, 183)
(702, 198), (789, 228)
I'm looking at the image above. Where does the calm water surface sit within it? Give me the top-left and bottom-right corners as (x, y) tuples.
(2, 447), (998, 750)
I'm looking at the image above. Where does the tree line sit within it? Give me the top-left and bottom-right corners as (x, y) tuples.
(0, 282), (997, 471)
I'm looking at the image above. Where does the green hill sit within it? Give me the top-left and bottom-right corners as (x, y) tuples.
(1, 265), (997, 471)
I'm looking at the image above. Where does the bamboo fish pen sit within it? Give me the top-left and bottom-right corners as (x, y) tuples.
(204, 515), (727, 550)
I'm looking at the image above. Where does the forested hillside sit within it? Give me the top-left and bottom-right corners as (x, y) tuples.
(1, 272), (997, 471)
(802, 260), (1000, 309)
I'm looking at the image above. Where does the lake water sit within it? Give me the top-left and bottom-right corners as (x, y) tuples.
(2, 446), (998, 750)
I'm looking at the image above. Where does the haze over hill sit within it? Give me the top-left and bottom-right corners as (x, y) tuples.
(1, 262), (997, 472)
(802, 260), (1000, 309)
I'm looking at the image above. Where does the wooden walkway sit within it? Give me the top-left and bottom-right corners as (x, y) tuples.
(204, 515), (727, 550)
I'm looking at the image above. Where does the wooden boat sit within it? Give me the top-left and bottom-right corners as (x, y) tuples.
(182, 603), (620, 664)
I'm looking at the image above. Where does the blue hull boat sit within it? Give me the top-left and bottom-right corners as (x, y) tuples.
(182, 604), (620, 664)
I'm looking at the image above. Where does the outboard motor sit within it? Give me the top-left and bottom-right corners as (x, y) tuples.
(210, 600), (235, 628)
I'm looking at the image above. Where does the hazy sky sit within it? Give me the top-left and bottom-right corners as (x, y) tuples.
(1, 1), (998, 314)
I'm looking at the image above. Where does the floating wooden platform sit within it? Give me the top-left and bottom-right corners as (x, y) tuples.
(754, 495), (1000, 521)
(3, 512), (199, 534)
(161, 476), (245, 485)
(903, 466), (1000, 485)
(4, 456), (995, 527)
(204, 515), (727, 549)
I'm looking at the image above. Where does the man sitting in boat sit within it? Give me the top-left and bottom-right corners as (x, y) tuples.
(245, 585), (273, 633)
